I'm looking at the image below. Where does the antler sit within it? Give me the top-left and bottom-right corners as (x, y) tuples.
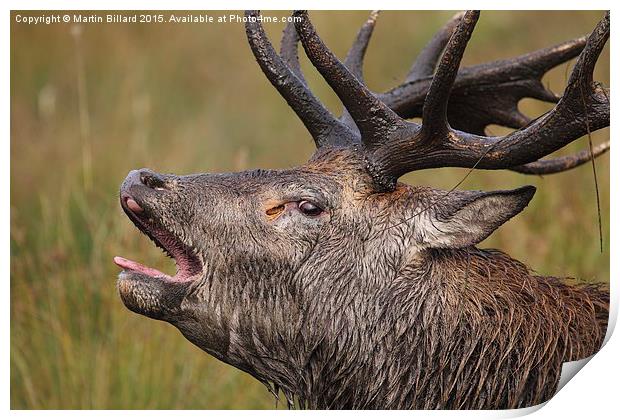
(363, 11), (609, 188)
(244, 11), (357, 148)
(246, 11), (610, 191)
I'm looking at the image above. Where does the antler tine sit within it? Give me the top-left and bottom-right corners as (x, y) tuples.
(420, 11), (480, 140)
(339, 11), (380, 132)
(244, 11), (356, 148)
(406, 11), (466, 82)
(293, 10), (416, 151)
(523, 36), (587, 72)
(344, 10), (380, 82)
(280, 21), (306, 84)
(511, 141), (609, 175)
(508, 36), (588, 102)
(561, 11), (609, 104)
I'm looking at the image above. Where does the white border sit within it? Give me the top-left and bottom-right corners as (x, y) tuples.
(4, 1), (617, 419)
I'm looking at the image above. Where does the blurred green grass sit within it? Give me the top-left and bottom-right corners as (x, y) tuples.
(10, 10), (609, 409)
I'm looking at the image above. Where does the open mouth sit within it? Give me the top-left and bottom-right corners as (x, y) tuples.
(115, 194), (203, 282)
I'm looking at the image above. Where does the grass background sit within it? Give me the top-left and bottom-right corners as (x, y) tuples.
(10, 10), (609, 409)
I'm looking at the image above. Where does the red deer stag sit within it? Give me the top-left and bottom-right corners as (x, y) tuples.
(115, 10), (610, 409)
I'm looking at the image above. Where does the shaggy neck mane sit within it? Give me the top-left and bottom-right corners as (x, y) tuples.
(267, 247), (608, 409)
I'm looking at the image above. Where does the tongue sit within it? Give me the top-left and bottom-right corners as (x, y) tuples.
(114, 256), (169, 279)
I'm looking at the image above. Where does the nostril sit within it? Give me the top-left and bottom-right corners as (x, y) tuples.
(140, 172), (166, 190)
(126, 197), (144, 213)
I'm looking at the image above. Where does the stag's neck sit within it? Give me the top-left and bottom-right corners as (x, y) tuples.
(181, 247), (607, 409)
(287, 247), (607, 409)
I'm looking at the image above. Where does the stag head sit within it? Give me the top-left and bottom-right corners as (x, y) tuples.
(115, 11), (609, 406)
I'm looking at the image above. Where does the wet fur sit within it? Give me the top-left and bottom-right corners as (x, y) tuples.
(288, 247), (608, 409)
(179, 247), (607, 409)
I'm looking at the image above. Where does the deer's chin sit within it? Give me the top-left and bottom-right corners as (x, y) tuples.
(115, 193), (203, 283)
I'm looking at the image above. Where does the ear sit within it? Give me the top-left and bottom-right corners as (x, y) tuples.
(420, 185), (536, 249)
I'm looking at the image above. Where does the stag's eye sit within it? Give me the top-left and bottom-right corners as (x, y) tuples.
(298, 200), (323, 217)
